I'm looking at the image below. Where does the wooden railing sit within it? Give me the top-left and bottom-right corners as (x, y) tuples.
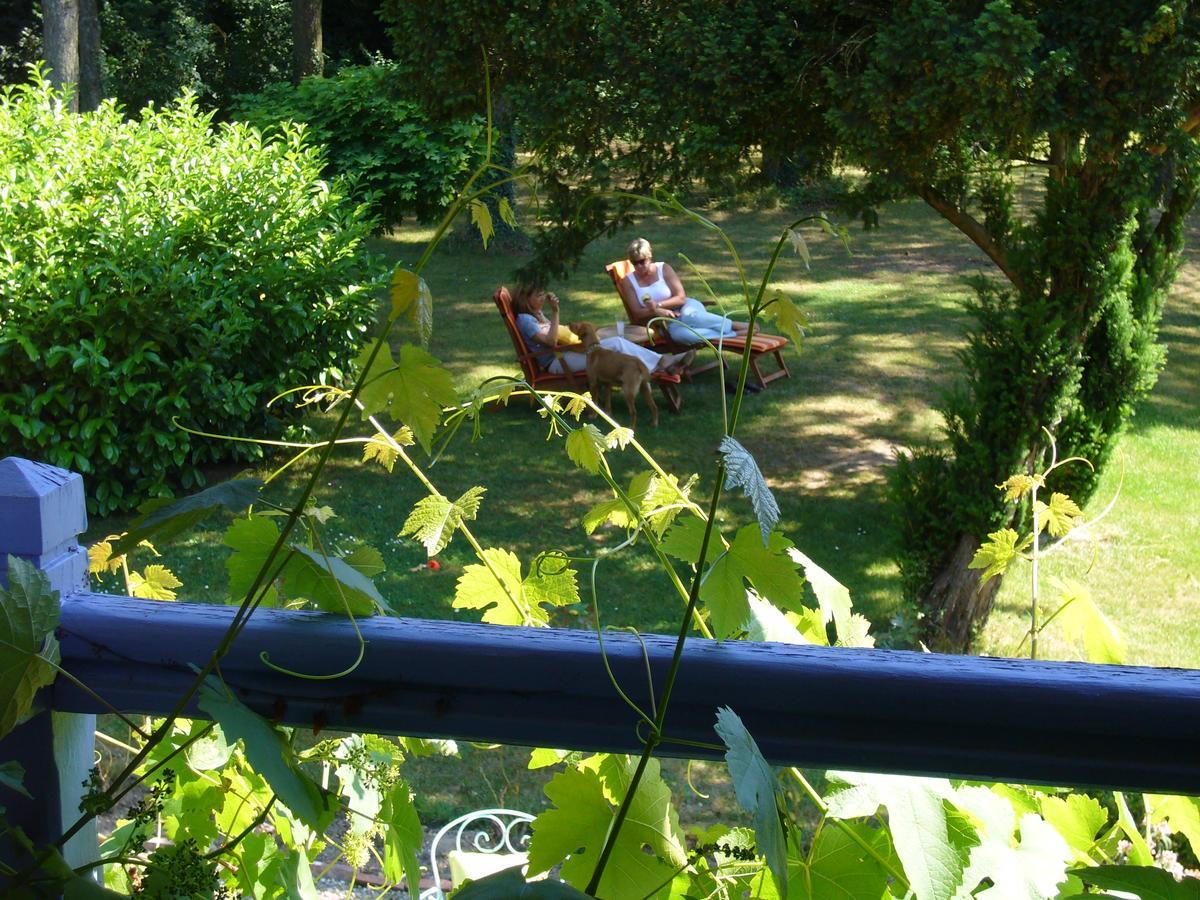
(4, 455), (1200, 870)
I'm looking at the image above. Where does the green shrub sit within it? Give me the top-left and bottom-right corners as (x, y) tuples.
(0, 72), (383, 514)
(229, 64), (485, 231)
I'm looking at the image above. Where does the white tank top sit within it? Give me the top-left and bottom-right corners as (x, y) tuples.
(626, 264), (672, 307)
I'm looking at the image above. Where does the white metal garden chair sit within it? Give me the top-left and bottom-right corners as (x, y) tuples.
(419, 808), (536, 899)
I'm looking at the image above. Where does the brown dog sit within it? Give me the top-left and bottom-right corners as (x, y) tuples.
(568, 321), (659, 427)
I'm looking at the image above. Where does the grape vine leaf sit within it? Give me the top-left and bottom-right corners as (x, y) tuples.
(1147, 794), (1200, 862)
(1115, 791), (1154, 866)
(400, 486), (486, 556)
(110, 478), (263, 557)
(825, 771), (976, 900)
(0, 556), (61, 740)
(224, 514), (282, 606)
(527, 755), (686, 899)
(661, 515), (709, 564)
(470, 198), (495, 249)
(715, 707), (789, 898)
(1051, 578), (1125, 664)
(770, 290), (811, 350)
(787, 228), (812, 270)
(454, 867), (593, 898)
(951, 786), (1071, 899)
(88, 540), (123, 575)
(1039, 793), (1107, 860)
(566, 425), (607, 475)
(498, 196), (518, 230)
(702, 525), (804, 639)
(788, 549), (853, 645)
(1035, 492), (1082, 537)
(582, 471), (694, 537)
(793, 820), (892, 900)
(389, 266), (434, 345)
(128, 564), (182, 601)
(0, 760), (30, 798)
(196, 678), (336, 831)
(745, 595), (816, 645)
(362, 427), (414, 473)
(720, 436), (780, 545)
(287, 544), (385, 616)
(354, 344), (458, 452)
(382, 779), (424, 894)
(1067, 865), (1200, 899)
(968, 529), (1031, 584)
(455, 548), (578, 626)
(996, 473), (1042, 502)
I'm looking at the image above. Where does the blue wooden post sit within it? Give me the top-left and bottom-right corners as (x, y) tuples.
(0, 458), (97, 870)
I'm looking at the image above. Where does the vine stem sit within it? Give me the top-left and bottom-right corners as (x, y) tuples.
(1030, 480), (1040, 660)
(586, 462), (728, 895)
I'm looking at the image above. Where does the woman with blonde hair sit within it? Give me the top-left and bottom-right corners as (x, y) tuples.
(619, 238), (750, 345)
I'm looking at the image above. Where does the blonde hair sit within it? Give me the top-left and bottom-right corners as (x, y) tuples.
(626, 238), (652, 262)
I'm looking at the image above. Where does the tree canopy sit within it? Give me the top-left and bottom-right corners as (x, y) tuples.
(384, 0), (1200, 645)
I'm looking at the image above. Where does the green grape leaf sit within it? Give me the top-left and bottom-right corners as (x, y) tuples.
(702, 525), (805, 639)
(497, 196), (518, 230)
(0, 556), (61, 740)
(606, 425), (634, 449)
(381, 778), (424, 894)
(529, 748), (585, 769)
(0, 760), (30, 798)
(825, 771), (975, 900)
(362, 428), (414, 473)
(720, 436), (780, 545)
(1147, 795), (1200, 861)
(788, 549), (853, 646)
(456, 548), (527, 625)
(581, 471), (693, 537)
(278, 847), (319, 900)
(389, 267), (433, 345)
(968, 529), (1031, 584)
(582, 498), (626, 534)
(566, 425), (607, 475)
(714, 707), (789, 898)
(952, 786), (1071, 899)
(661, 516), (710, 565)
(127, 564), (182, 601)
(110, 478), (263, 557)
(224, 514), (281, 606)
(453, 867), (593, 898)
(527, 755), (685, 899)
(184, 721), (234, 772)
(400, 486), (486, 557)
(354, 344), (458, 452)
(787, 228), (812, 270)
(522, 552), (580, 611)
(745, 595), (815, 645)
(996, 474), (1043, 502)
(1039, 793), (1107, 859)
(455, 549), (577, 627)
(1068, 865), (1200, 899)
(286, 544), (384, 616)
(1051, 578), (1125, 664)
(766, 289), (811, 349)
(163, 776), (225, 850)
(470, 198), (496, 249)
(1035, 492), (1082, 537)
(196, 678), (335, 831)
(793, 819), (891, 900)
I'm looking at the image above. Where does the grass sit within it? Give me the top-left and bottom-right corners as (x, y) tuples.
(85, 193), (1200, 822)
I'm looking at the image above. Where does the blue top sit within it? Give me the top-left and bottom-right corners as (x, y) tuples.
(516, 313), (555, 369)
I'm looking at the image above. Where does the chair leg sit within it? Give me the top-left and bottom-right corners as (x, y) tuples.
(658, 381), (683, 413)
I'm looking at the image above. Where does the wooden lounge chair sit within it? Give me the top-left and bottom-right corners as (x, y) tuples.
(606, 260), (791, 389)
(493, 286), (683, 413)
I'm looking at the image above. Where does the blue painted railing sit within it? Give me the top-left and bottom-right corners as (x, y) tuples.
(3, 456), (1200, 868)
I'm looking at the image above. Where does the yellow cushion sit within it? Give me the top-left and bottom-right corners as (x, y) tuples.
(448, 850), (528, 887)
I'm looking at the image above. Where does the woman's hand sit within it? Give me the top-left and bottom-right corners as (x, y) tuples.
(545, 293), (560, 315)
(651, 302), (677, 319)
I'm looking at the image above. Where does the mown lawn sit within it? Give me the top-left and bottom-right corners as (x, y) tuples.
(87, 194), (1200, 817)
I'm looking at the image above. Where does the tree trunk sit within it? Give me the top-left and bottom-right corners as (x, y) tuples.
(41, 0), (79, 112)
(77, 0), (101, 111)
(923, 534), (1003, 652)
(291, 0), (322, 84)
